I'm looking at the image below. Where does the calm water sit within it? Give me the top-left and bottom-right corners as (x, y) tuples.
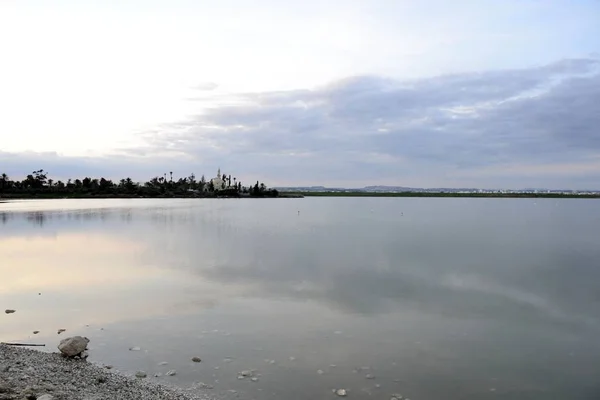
(1, 198), (600, 399)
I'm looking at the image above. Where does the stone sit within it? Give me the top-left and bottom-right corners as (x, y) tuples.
(336, 389), (347, 397)
(365, 374), (375, 379)
(104, 365), (113, 370)
(4, 309), (15, 314)
(33, 331), (40, 335)
(240, 370), (253, 377)
(191, 357), (201, 363)
(250, 377), (259, 382)
(58, 336), (89, 357)
(97, 376), (107, 383)
(135, 371), (147, 378)
(317, 369), (324, 375)
(195, 382), (214, 389)
(57, 329), (66, 334)
(158, 362), (169, 366)
(165, 370), (177, 377)
(129, 346), (141, 351)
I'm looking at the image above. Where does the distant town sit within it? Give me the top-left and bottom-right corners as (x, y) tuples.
(274, 185), (600, 198)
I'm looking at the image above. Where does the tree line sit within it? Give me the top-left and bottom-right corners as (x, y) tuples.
(0, 170), (278, 198)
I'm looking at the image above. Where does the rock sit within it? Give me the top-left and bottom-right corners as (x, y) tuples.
(97, 376), (107, 383)
(135, 371), (147, 378)
(33, 331), (40, 334)
(58, 336), (89, 357)
(335, 389), (347, 397)
(191, 357), (201, 363)
(129, 347), (141, 351)
(365, 374), (375, 379)
(104, 365), (113, 369)
(57, 329), (66, 334)
(4, 309), (15, 314)
(288, 356), (296, 361)
(195, 382), (214, 389)
(317, 369), (324, 375)
(250, 377), (259, 382)
(391, 394), (404, 400)
(239, 370), (253, 377)
(165, 370), (176, 377)
(158, 362), (169, 366)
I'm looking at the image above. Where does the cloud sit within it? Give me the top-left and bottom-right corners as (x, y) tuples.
(2, 57), (600, 189)
(118, 57), (600, 188)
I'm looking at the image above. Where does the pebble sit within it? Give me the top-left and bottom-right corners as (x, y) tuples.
(317, 369), (324, 375)
(195, 382), (214, 389)
(129, 347), (141, 351)
(33, 331), (40, 335)
(57, 329), (66, 334)
(191, 357), (201, 363)
(165, 370), (177, 377)
(250, 377), (259, 382)
(391, 394), (404, 400)
(335, 389), (348, 397)
(37, 395), (55, 400)
(158, 362), (169, 366)
(240, 370), (253, 377)
(365, 374), (375, 379)
(4, 309), (16, 314)
(104, 365), (113, 370)
(288, 356), (296, 361)
(135, 371), (147, 378)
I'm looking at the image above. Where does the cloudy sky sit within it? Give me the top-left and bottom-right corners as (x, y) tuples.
(1, 0), (599, 189)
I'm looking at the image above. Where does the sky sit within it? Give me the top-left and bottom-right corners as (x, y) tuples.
(1, 0), (599, 189)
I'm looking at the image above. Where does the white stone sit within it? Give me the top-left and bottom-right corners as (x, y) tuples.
(336, 389), (347, 397)
(250, 377), (259, 382)
(166, 370), (177, 376)
(240, 370), (253, 377)
(365, 374), (375, 379)
(37, 395), (55, 400)
(317, 369), (324, 375)
(58, 336), (89, 357)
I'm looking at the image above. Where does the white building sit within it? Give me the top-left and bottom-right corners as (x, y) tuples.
(210, 168), (227, 191)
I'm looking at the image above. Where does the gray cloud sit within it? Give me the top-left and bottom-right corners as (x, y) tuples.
(125, 57), (600, 188)
(2, 57), (600, 189)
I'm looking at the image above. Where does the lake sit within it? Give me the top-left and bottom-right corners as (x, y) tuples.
(1, 198), (600, 400)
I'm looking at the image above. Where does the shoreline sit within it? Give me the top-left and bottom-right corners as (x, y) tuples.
(0, 344), (210, 400)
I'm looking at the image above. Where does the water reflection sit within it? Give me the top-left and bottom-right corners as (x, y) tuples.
(1, 199), (600, 400)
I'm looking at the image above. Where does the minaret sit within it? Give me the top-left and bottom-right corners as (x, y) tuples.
(217, 168), (221, 178)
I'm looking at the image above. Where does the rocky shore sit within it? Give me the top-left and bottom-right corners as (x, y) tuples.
(0, 344), (211, 400)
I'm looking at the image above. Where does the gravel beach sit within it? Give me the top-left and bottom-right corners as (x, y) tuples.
(0, 344), (212, 400)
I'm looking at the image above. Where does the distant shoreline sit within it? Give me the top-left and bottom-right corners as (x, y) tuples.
(2, 192), (598, 200)
(284, 191), (600, 199)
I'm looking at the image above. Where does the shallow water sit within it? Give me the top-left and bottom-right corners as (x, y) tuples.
(1, 198), (600, 400)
